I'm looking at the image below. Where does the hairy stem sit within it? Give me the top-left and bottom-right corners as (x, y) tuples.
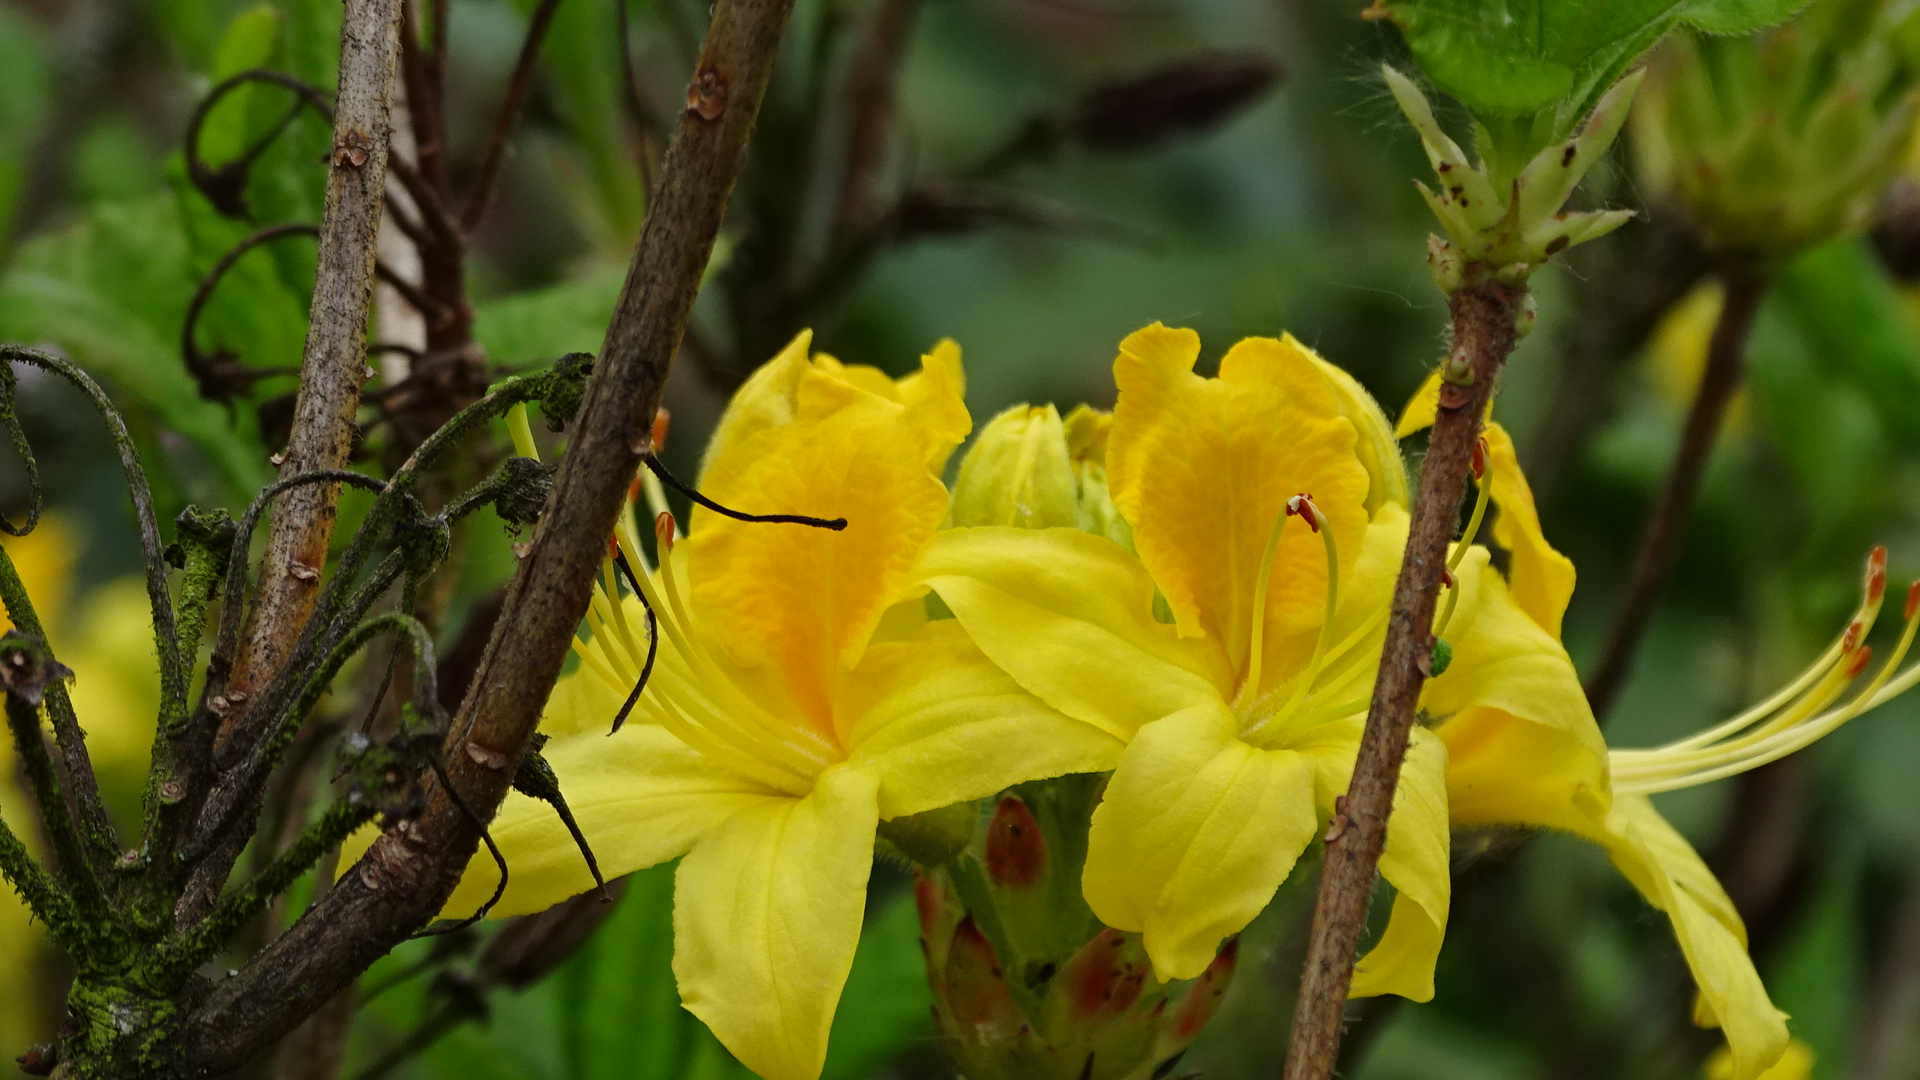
(182, 0), (799, 1066)
(1583, 270), (1767, 721)
(1282, 277), (1523, 1080)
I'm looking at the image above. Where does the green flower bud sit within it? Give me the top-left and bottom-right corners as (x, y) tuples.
(918, 776), (1239, 1080)
(1384, 64), (1639, 282)
(1633, 2), (1920, 261)
(950, 404), (1081, 530)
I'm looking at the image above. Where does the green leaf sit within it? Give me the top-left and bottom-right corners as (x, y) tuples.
(474, 266), (628, 368)
(511, 0), (648, 245)
(0, 196), (270, 501)
(1771, 238), (1920, 450)
(1384, 0), (1813, 142)
(820, 888), (934, 1080)
(1680, 0), (1815, 34)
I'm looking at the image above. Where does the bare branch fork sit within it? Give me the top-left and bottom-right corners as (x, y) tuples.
(1282, 276), (1526, 1080)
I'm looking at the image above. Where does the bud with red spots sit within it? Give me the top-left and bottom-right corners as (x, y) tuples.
(909, 775), (1239, 1080)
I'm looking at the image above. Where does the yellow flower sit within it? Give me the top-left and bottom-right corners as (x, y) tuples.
(444, 332), (1121, 1080)
(915, 323), (1587, 1002)
(1401, 371), (1920, 1080)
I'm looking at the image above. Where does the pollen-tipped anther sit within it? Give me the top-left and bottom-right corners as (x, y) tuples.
(1285, 493), (1323, 532)
(1471, 437), (1488, 480)
(655, 511), (676, 551)
(1844, 622), (1863, 653)
(1849, 646), (1875, 679)
(1867, 545), (1889, 606)
(1904, 581), (1919, 621)
(652, 407), (671, 451)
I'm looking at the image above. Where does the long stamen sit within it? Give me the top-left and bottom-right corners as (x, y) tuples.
(1242, 495), (1341, 737)
(1612, 549), (1917, 794)
(1432, 566), (1462, 640)
(1661, 547), (1887, 754)
(1448, 438), (1491, 576)
(646, 512), (838, 771)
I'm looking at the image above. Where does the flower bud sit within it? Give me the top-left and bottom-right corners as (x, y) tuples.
(920, 776), (1238, 1080)
(1633, 5), (1920, 261)
(950, 405), (1081, 530)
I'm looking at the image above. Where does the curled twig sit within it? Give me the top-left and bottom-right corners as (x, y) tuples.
(184, 69), (334, 219)
(182, 224), (316, 404)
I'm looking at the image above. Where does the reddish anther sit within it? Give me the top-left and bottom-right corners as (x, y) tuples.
(1844, 622), (1864, 653)
(1849, 645), (1875, 679)
(652, 407), (672, 451)
(1285, 493), (1322, 533)
(654, 511), (676, 550)
(1470, 437), (1488, 480)
(1867, 545), (1889, 606)
(984, 796), (1046, 888)
(1905, 580), (1920, 621)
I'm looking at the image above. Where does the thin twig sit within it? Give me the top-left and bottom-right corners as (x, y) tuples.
(461, 0), (565, 231)
(1282, 277), (1524, 1080)
(183, 0), (800, 1066)
(1583, 270), (1767, 721)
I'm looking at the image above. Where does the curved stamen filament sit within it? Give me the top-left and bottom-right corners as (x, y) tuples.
(1242, 495), (1341, 738)
(1660, 547), (1887, 754)
(1613, 551), (1917, 795)
(1448, 440), (1491, 576)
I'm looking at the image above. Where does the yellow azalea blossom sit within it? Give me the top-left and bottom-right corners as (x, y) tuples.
(0, 517), (159, 1058)
(441, 332), (1121, 1080)
(1401, 373), (1920, 1079)
(915, 323), (1590, 1004)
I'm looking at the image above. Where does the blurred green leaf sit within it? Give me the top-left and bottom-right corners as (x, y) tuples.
(474, 267), (627, 368)
(1765, 844), (1864, 1078)
(511, 0), (648, 246)
(1771, 238), (1920, 450)
(199, 5), (285, 167)
(0, 195), (269, 500)
(820, 887), (934, 1080)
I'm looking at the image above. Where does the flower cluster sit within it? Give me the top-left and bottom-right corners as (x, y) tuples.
(452, 324), (1912, 1080)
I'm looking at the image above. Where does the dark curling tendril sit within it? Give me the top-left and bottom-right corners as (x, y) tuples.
(643, 453), (848, 530)
(608, 549), (659, 736)
(412, 754), (510, 939)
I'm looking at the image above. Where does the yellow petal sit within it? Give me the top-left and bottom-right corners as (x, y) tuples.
(437, 724), (781, 919)
(1082, 702), (1321, 981)
(1287, 333), (1410, 511)
(700, 330), (814, 481)
(1427, 550), (1610, 834)
(918, 526), (1228, 740)
(1483, 423), (1576, 638)
(948, 404), (1080, 530)
(1350, 729), (1449, 1001)
(675, 765), (880, 1080)
(894, 338), (971, 469)
(1107, 325), (1370, 682)
(1285, 720), (1451, 1001)
(692, 383), (962, 740)
(1592, 795), (1789, 1080)
(1062, 403), (1111, 465)
(844, 620), (1124, 819)
(1394, 369), (1444, 438)
(1707, 1040), (1813, 1080)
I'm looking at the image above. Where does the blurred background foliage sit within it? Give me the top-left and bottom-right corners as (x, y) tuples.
(4, 0), (1920, 1078)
